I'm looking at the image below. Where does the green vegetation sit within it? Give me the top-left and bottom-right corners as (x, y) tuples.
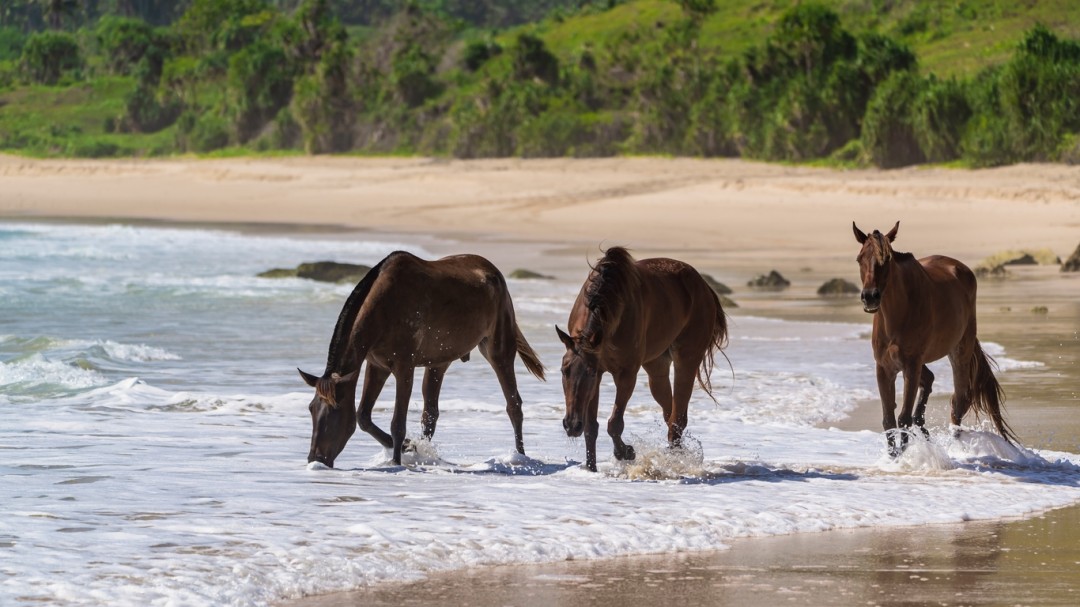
(1, 0), (1079, 166)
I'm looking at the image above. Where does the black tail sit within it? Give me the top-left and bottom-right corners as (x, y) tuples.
(514, 324), (546, 381)
(970, 340), (1017, 444)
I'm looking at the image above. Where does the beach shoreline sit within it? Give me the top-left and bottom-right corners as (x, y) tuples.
(3, 155), (1078, 607)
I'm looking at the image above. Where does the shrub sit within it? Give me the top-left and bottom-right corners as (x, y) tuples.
(390, 43), (440, 108)
(861, 70), (925, 168)
(0, 26), (27, 62)
(912, 76), (970, 162)
(190, 113), (231, 152)
(997, 26), (1080, 161)
(512, 33), (559, 85)
(20, 31), (81, 85)
(227, 41), (294, 141)
(125, 85), (181, 133)
(96, 16), (160, 76)
(290, 41), (355, 153)
(463, 38), (501, 72)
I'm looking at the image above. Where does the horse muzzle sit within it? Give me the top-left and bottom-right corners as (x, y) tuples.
(860, 288), (881, 313)
(308, 451), (335, 469)
(563, 416), (584, 438)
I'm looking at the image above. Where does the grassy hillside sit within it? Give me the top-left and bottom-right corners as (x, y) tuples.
(534, 0), (1080, 76)
(1, 0), (1079, 165)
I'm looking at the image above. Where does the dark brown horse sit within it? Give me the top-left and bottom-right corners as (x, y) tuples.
(555, 247), (728, 472)
(299, 251), (545, 468)
(853, 222), (1016, 456)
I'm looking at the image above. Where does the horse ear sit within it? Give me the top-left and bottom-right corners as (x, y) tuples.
(555, 325), (574, 350)
(298, 368), (319, 388)
(886, 221), (899, 242)
(331, 370), (358, 384)
(852, 222), (868, 244)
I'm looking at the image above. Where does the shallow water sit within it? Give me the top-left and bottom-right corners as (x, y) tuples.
(1, 222), (1077, 606)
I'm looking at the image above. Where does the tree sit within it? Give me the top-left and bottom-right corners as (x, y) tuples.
(40, 0), (79, 30)
(20, 30), (80, 83)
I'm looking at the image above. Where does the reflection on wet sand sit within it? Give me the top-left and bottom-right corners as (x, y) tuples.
(288, 506), (1078, 607)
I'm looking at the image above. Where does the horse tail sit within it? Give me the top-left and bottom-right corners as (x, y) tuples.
(323, 252), (402, 374)
(514, 324), (546, 381)
(697, 287), (731, 402)
(970, 340), (1017, 444)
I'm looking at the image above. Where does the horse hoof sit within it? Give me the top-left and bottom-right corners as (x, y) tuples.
(402, 438), (416, 453)
(623, 445), (636, 461)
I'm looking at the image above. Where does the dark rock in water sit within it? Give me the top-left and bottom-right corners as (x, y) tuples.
(258, 261), (371, 283)
(255, 266), (298, 278)
(1062, 243), (1080, 272)
(816, 278), (859, 297)
(719, 294), (738, 309)
(508, 269), (554, 280)
(698, 272), (733, 295)
(1003, 253), (1038, 266)
(747, 270), (790, 290)
(975, 264), (1008, 278)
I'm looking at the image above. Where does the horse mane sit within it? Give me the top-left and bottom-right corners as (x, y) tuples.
(580, 246), (641, 354)
(323, 251), (405, 375)
(869, 230), (895, 264)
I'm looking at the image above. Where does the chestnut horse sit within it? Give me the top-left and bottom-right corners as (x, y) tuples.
(853, 222), (1016, 456)
(556, 247), (728, 471)
(299, 251), (545, 468)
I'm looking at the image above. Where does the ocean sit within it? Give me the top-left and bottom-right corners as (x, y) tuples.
(2, 221), (1078, 606)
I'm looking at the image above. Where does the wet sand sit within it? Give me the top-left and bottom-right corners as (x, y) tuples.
(287, 506), (1080, 607)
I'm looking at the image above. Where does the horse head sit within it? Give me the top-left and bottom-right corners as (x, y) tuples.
(299, 368), (359, 468)
(853, 221), (899, 313)
(555, 325), (602, 438)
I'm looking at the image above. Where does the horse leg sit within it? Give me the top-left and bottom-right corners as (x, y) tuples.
(668, 360), (697, 448)
(480, 336), (527, 455)
(876, 363), (901, 457)
(896, 360), (923, 452)
(948, 347), (974, 436)
(357, 364), (393, 449)
(389, 366), (415, 465)
(584, 387), (601, 472)
(913, 365), (934, 439)
(643, 354), (674, 426)
(420, 365), (448, 441)
(608, 369), (640, 461)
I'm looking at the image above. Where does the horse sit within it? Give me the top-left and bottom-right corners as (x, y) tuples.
(853, 221), (1016, 456)
(555, 246), (728, 472)
(299, 251), (545, 468)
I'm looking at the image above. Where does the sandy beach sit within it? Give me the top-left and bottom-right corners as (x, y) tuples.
(2, 155), (1079, 273)
(3, 154), (1079, 606)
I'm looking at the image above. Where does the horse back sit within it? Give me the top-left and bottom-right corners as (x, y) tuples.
(356, 253), (509, 362)
(635, 258), (719, 356)
(918, 254), (977, 302)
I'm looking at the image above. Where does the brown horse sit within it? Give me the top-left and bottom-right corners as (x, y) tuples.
(555, 247), (728, 472)
(299, 251), (545, 468)
(853, 222), (1016, 456)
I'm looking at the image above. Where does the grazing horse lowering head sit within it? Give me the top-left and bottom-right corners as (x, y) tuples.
(555, 325), (602, 438)
(299, 368), (358, 468)
(853, 221), (900, 313)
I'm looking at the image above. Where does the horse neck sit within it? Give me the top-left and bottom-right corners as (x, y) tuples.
(878, 255), (925, 319)
(323, 255), (393, 375)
